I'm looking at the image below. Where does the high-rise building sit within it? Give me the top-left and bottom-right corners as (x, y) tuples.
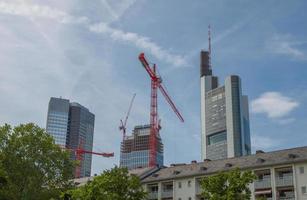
(200, 50), (251, 161)
(46, 97), (70, 147)
(120, 125), (163, 170)
(68, 103), (95, 177)
(46, 97), (95, 177)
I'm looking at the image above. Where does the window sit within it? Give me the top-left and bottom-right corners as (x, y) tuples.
(302, 186), (307, 194)
(207, 131), (227, 145)
(299, 166), (304, 174)
(178, 182), (181, 188)
(188, 180), (191, 187)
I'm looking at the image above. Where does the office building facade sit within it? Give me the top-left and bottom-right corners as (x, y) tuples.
(46, 97), (70, 147)
(200, 50), (251, 160)
(46, 97), (95, 178)
(120, 125), (164, 170)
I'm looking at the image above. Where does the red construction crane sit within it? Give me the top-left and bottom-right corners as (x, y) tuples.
(65, 144), (114, 178)
(119, 93), (136, 140)
(138, 53), (184, 167)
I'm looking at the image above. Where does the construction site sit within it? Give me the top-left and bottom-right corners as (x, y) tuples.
(118, 53), (184, 170)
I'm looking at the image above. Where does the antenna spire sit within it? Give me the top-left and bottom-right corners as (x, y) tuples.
(208, 24), (212, 69)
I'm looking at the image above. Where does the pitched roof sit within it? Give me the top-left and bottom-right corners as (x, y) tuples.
(142, 146), (307, 183)
(129, 166), (160, 179)
(73, 167), (159, 187)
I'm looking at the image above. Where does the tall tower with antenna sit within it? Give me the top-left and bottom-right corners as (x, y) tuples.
(200, 25), (251, 161)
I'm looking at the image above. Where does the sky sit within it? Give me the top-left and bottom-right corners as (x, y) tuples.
(0, 0), (307, 175)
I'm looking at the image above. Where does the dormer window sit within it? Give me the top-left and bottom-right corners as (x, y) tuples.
(256, 158), (265, 163)
(225, 163), (232, 168)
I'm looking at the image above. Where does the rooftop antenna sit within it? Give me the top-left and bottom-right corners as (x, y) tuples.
(208, 24), (212, 69)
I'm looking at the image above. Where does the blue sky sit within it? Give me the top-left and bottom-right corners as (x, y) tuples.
(0, 0), (307, 175)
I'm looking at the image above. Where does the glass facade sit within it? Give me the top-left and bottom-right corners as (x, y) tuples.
(46, 98), (70, 147)
(229, 76), (243, 157)
(120, 125), (163, 170)
(201, 56), (251, 160)
(68, 103), (95, 178)
(207, 131), (227, 145)
(46, 98), (95, 178)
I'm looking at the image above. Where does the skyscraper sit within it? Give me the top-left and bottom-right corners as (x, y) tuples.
(46, 97), (95, 177)
(200, 50), (251, 161)
(120, 125), (163, 170)
(46, 97), (70, 147)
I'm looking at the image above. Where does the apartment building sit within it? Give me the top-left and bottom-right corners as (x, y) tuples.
(142, 146), (307, 200)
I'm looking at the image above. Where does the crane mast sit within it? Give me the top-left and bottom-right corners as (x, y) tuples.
(119, 93), (136, 140)
(138, 53), (184, 167)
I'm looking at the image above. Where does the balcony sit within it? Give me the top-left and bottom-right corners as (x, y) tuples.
(254, 177), (271, 189)
(275, 174), (293, 187)
(278, 190), (295, 200)
(161, 189), (173, 198)
(147, 191), (158, 199)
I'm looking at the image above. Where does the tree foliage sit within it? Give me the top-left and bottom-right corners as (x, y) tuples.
(0, 123), (75, 200)
(66, 166), (147, 200)
(201, 168), (256, 200)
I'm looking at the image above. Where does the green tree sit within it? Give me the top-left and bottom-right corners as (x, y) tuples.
(66, 166), (147, 200)
(0, 123), (75, 200)
(201, 168), (256, 200)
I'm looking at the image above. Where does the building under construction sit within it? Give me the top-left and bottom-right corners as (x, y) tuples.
(120, 125), (163, 170)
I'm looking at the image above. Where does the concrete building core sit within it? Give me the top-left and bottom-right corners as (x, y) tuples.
(200, 50), (251, 161)
(120, 125), (164, 170)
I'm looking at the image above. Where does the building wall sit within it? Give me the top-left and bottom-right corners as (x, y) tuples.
(242, 95), (251, 155)
(120, 125), (163, 170)
(46, 97), (70, 147)
(200, 51), (251, 161)
(144, 162), (307, 200)
(68, 103), (95, 178)
(294, 163), (307, 200)
(205, 86), (227, 160)
(46, 97), (95, 178)
(121, 150), (150, 169)
(225, 75), (244, 158)
(200, 75), (219, 161)
(173, 178), (196, 200)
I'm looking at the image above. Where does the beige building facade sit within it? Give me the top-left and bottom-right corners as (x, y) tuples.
(142, 146), (307, 200)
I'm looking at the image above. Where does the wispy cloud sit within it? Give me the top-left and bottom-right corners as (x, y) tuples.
(0, 1), (88, 24)
(267, 34), (307, 61)
(100, 0), (137, 23)
(213, 17), (251, 44)
(0, 1), (186, 67)
(89, 23), (187, 67)
(251, 92), (299, 118)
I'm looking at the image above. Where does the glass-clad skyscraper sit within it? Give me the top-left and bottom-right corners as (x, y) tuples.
(200, 50), (251, 161)
(68, 103), (95, 177)
(46, 97), (95, 178)
(46, 97), (70, 147)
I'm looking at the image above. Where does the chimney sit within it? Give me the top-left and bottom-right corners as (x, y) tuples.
(256, 150), (265, 154)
